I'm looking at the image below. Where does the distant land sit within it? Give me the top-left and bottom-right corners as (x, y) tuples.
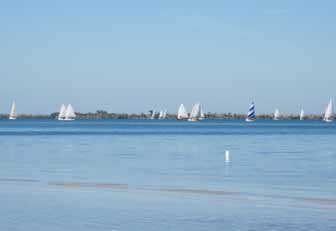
(0, 110), (326, 120)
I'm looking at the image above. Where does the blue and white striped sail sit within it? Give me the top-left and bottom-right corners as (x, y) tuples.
(246, 102), (255, 122)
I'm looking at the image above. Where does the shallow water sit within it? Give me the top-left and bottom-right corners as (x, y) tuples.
(0, 120), (335, 230)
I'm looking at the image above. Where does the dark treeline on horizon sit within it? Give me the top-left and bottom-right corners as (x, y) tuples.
(0, 110), (325, 120)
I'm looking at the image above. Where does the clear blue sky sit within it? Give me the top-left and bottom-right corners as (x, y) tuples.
(0, 0), (335, 114)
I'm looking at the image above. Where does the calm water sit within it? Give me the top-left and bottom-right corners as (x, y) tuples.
(0, 120), (335, 231)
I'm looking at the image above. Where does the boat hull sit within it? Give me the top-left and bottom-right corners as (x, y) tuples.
(177, 117), (188, 120)
(323, 118), (333, 123)
(188, 118), (199, 122)
(63, 118), (75, 121)
(245, 118), (254, 122)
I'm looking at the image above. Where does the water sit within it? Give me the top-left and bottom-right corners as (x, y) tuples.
(0, 120), (335, 231)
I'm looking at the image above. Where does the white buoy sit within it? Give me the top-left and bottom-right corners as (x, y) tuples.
(225, 150), (230, 163)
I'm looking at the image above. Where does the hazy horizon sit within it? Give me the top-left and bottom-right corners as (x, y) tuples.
(1, 0), (335, 114)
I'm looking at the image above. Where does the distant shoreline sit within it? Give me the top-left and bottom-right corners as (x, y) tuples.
(0, 111), (325, 120)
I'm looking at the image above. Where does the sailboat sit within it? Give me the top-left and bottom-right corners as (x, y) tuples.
(323, 99), (333, 122)
(9, 101), (17, 120)
(64, 104), (76, 121)
(162, 109), (167, 120)
(300, 109), (305, 121)
(274, 109), (280, 120)
(150, 109), (156, 120)
(177, 104), (188, 120)
(246, 102), (256, 122)
(158, 110), (164, 120)
(199, 108), (205, 120)
(58, 104), (66, 120)
(188, 103), (201, 122)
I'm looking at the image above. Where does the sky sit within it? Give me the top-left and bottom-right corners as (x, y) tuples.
(0, 0), (336, 114)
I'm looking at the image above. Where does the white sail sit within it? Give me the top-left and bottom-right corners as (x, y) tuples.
(151, 109), (156, 120)
(274, 108), (280, 120)
(199, 108), (205, 120)
(159, 110), (164, 120)
(64, 104), (76, 121)
(323, 99), (333, 122)
(188, 103), (201, 122)
(162, 109), (167, 119)
(177, 104), (188, 120)
(300, 109), (304, 121)
(9, 101), (17, 120)
(58, 104), (66, 120)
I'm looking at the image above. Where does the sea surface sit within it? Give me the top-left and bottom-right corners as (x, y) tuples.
(0, 120), (335, 231)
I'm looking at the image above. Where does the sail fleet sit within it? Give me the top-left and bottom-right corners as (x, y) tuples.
(175, 103), (205, 121)
(159, 109), (167, 120)
(58, 104), (76, 121)
(177, 104), (188, 120)
(188, 103), (202, 122)
(2, 99), (335, 122)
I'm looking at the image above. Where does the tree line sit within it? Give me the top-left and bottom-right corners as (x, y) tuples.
(0, 110), (325, 120)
